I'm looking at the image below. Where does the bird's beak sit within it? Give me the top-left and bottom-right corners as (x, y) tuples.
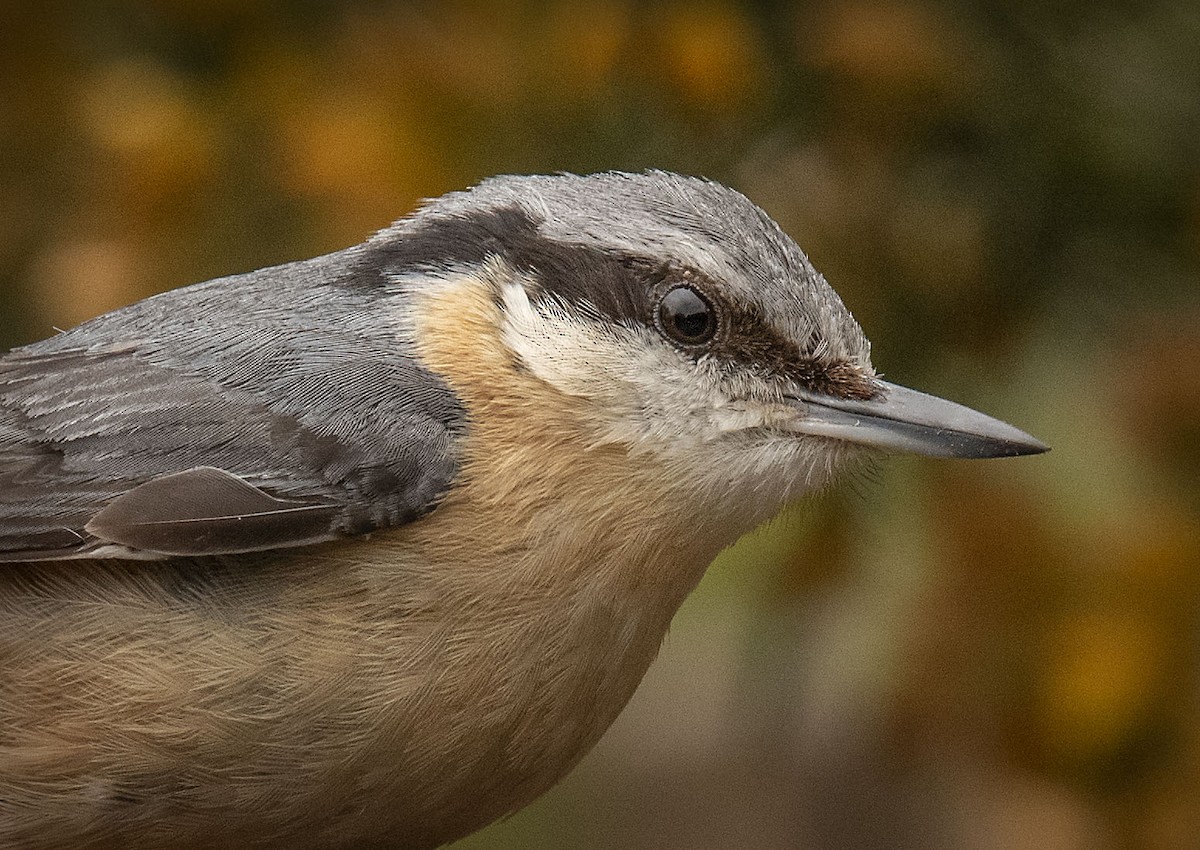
(785, 380), (1048, 458)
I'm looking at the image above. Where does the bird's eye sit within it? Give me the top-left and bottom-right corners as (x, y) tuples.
(657, 285), (717, 346)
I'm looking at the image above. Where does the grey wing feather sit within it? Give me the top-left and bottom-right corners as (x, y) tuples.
(85, 468), (341, 557)
(0, 245), (466, 561)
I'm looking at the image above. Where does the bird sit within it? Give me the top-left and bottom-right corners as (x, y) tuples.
(0, 171), (1046, 849)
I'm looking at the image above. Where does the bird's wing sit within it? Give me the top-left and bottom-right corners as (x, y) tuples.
(0, 249), (465, 562)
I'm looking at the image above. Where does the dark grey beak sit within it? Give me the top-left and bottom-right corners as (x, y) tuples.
(786, 380), (1049, 459)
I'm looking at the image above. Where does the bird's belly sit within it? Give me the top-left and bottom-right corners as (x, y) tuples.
(0, 554), (667, 849)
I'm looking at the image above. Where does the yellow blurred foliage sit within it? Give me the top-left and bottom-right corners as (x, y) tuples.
(81, 59), (219, 219)
(27, 238), (142, 330)
(655, 1), (764, 109)
(806, 0), (962, 89)
(544, 1), (630, 97)
(274, 89), (437, 235)
(1038, 608), (1166, 770)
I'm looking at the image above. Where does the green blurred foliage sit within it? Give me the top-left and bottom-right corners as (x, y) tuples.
(1, 1), (1197, 848)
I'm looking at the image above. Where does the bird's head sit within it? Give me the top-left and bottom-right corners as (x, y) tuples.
(378, 171), (1046, 528)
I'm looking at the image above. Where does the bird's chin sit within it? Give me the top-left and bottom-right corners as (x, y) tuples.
(671, 427), (859, 531)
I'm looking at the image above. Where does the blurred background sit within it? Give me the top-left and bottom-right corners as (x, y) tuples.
(1, 1), (1197, 847)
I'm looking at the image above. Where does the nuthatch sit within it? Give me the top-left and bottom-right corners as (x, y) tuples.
(0, 171), (1046, 848)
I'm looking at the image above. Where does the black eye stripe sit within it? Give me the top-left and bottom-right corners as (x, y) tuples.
(373, 214), (877, 401)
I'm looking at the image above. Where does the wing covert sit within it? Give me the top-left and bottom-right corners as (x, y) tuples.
(0, 248), (466, 561)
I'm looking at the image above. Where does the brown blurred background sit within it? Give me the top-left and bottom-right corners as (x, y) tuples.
(2, 1), (1198, 847)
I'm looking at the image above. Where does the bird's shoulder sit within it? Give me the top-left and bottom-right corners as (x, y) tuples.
(0, 247), (466, 562)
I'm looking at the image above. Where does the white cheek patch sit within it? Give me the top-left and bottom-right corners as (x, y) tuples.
(499, 279), (635, 400)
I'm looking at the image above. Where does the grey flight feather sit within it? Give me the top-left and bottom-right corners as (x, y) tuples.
(85, 467), (341, 557)
(0, 245), (466, 561)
